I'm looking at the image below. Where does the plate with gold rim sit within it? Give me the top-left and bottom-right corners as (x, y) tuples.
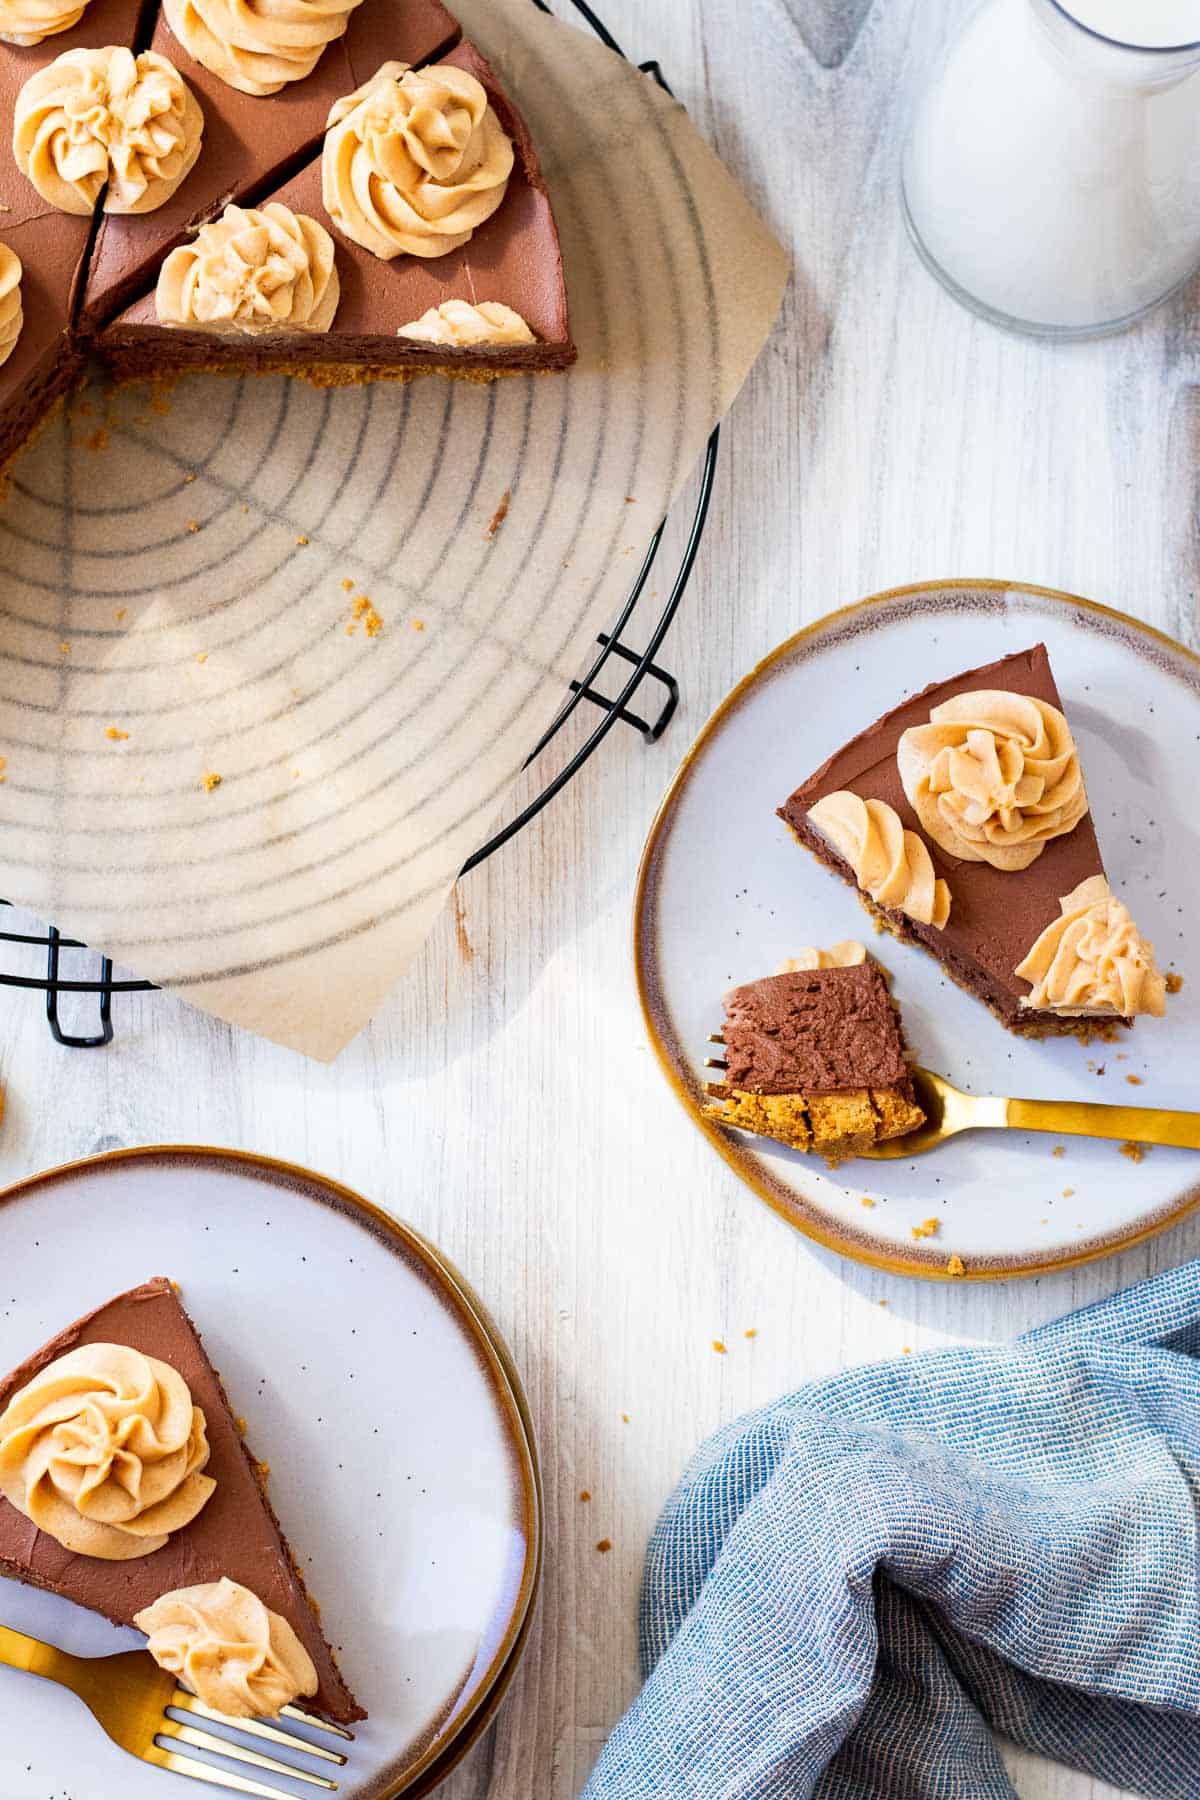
(634, 580), (1200, 1280)
(0, 1145), (539, 1797)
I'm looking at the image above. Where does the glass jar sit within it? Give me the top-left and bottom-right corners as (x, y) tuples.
(902, 0), (1200, 336)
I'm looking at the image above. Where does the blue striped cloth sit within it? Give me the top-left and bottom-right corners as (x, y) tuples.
(583, 1263), (1200, 1798)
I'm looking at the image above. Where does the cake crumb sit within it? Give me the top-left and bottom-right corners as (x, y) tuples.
(1062, 1187), (1075, 1198)
(364, 607), (383, 638)
(201, 772), (222, 792)
(946, 1254), (965, 1277)
(149, 390), (172, 415)
(1120, 1141), (1147, 1164)
(486, 488), (511, 538)
(412, 618), (425, 631)
(114, 607), (127, 623)
(861, 1195), (876, 1208)
(195, 652), (208, 664)
(1167, 972), (1184, 994)
(1052, 1145), (1065, 1158)
(595, 1539), (612, 1554)
(1095, 1064), (1106, 1077)
(184, 471), (196, 482)
(235, 1416), (247, 1435)
(1125, 1074), (1143, 1086)
(341, 577), (354, 591)
(0, 755), (6, 783)
(711, 1339), (727, 1355)
(186, 519), (199, 533)
(105, 726), (129, 741)
(902, 1346), (912, 1355)
(86, 426), (109, 453)
(877, 1299), (888, 1308)
(625, 494), (636, 503)
(351, 594), (370, 617)
(744, 1327), (757, 1339)
(621, 1413), (630, 1424)
(911, 1217), (940, 1240)
(59, 641), (70, 655)
(296, 534), (309, 546)
(579, 1490), (591, 1503)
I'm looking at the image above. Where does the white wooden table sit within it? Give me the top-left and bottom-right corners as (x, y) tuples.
(2, 1), (1196, 1794)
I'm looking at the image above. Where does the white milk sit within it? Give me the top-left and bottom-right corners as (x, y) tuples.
(1064, 1), (1200, 47)
(902, 0), (1200, 333)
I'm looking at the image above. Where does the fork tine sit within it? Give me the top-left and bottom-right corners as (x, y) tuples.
(160, 1720), (337, 1790)
(704, 1057), (728, 1070)
(709, 1033), (725, 1045)
(172, 1692), (347, 1765)
(281, 1703), (354, 1742)
(151, 1743), (296, 1798)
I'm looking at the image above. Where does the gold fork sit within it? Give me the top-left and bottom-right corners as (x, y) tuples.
(0, 1621), (351, 1796)
(857, 1067), (1200, 1159)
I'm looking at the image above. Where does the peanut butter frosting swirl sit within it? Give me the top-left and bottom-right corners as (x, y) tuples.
(136, 1578), (318, 1719)
(398, 298), (534, 346)
(0, 1343), (215, 1560)
(0, 0), (89, 49)
(323, 60), (514, 261)
(808, 792), (951, 929)
(0, 242), (23, 369)
(14, 47), (204, 217)
(779, 941), (867, 973)
(163, 0), (364, 98)
(896, 689), (1088, 871)
(1015, 875), (1167, 1017)
(157, 202), (339, 331)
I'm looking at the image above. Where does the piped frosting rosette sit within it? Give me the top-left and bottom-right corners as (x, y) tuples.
(807, 792), (951, 928)
(163, 0), (364, 97)
(779, 941), (866, 973)
(157, 202), (339, 330)
(323, 60), (514, 261)
(398, 298), (534, 346)
(136, 1578), (318, 1718)
(897, 689), (1087, 871)
(1015, 876), (1166, 1017)
(0, 242), (23, 369)
(13, 47), (203, 215)
(0, 0), (89, 49)
(0, 1342), (215, 1559)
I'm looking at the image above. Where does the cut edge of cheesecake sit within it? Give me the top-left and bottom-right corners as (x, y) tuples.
(705, 959), (925, 1166)
(0, 1276), (364, 1723)
(778, 642), (1149, 1042)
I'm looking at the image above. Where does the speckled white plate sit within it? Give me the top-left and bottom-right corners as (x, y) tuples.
(0, 1147), (539, 1797)
(635, 580), (1200, 1280)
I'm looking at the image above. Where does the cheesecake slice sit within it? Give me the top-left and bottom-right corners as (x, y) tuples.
(98, 39), (575, 383)
(0, 1277), (363, 1723)
(706, 957), (925, 1164)
(780, 643), (1166, 1038)
(78, 0), (462, 330)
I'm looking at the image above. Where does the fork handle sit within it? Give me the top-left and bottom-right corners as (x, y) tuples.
(0, 1621), (72, 1681)
(1008, 1096), (1200, 1150)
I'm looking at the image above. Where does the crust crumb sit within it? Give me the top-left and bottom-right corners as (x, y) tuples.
(1120, 1141), (1147, 1164)
(911, 1217), (940, 1240)
(296, 534), (309, 546)
(201, 772), (221, 792)
(186, 519), (199, 533)
(744, 1327), (757, 1339)
(105, 726), (129, 741)
(946, 1254), (965, 1277)
(485, 488), (511, 538)
(1167, 972), (1184, 994)
(711, 1339), (727, 1355)
(0, 755), (6, 783)
(595, 1539), (612, 1554)
(1125, 1074), (1143, 1086)
(621, 1413), (630, 1424)
(59, 641), (70, 655)
(861, 1195), (876, 1209)
(579, 1489), (591, 1502)
(1062, 1187), (1075, 1198)
(1052, 1145), (1065, 1158)
(114, 607), (127, 623)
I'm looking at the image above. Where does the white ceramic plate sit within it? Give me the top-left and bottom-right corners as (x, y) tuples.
(0, 1148), (539, 1797)
(635, 581), (1200, 1279)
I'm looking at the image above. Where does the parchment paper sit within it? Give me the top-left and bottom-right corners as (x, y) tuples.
(0, 0), (788, 1058)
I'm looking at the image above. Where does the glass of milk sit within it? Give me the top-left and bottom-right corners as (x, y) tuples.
(903, 0), (1200, 335)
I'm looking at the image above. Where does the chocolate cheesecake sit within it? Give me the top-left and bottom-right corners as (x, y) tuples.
(0, 0), (574, 478)
(100, 40), (574, 382)
(706, 958), (925, 1163)
(780, 644), (1166, 1038)
(0, 1277), (362, 1723)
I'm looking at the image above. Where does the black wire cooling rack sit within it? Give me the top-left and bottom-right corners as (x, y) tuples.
(0, 0), (720, 1048)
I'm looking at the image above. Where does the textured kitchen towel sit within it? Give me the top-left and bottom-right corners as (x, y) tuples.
(583, 1262), (1200, 1799)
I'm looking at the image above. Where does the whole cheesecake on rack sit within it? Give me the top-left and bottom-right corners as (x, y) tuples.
(0, 0), (575, 471)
